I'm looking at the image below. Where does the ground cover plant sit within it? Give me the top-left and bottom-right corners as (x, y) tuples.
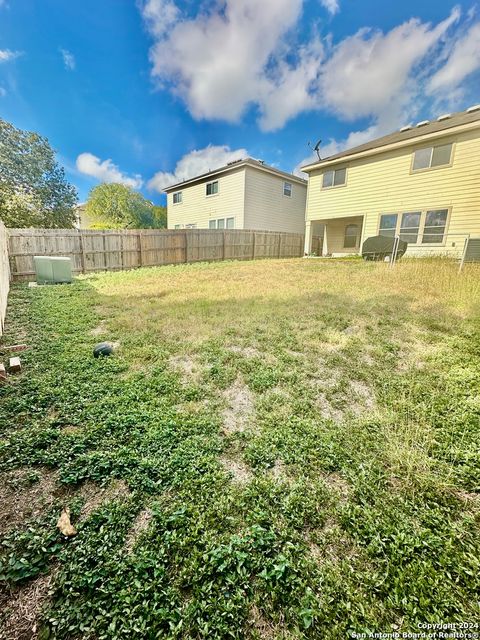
(0, 257), (479, 639)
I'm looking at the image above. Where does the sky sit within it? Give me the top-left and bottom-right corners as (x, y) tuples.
(0, 0), (479, 204)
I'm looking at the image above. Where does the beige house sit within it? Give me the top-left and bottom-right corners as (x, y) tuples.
(164, 158), (307, 233)
(303, 106), (480, 257)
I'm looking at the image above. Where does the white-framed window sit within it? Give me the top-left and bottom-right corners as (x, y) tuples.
(322, 167), (347, 189)
(209, 217), (235, 229)
(412, 143), (453, 171)
(378, 209), (449, 245)
(379, 214), (398, 238)
(173, 191), (182, 204)
(344, 224), (360, 248)
(283, 181), (292, 197)
(422, 209), (448, 244)
(399, 212), (421, 244)
(206, 181), (219, 196)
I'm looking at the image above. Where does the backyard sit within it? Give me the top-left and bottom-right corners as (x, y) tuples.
(0, 257), (479, 639)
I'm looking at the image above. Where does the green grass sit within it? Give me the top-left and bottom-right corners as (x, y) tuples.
(0, 257), (479, 639)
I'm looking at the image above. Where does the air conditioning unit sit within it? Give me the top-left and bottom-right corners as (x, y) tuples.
(33, 256), (72, 284)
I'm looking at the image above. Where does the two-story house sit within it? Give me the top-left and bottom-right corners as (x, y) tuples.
(302, 106), (480, 257)
(164, 158), (307, 234)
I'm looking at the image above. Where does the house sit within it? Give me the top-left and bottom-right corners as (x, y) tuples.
(302, 106), (480, 257)
(164, 158), (307, 234)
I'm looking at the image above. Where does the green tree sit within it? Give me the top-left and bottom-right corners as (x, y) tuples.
(85, 183), (166, 229)
(152, 205), (167, 229)
(0, 118), (78, 227)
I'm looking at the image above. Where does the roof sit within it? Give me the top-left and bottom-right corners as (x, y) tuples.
(163, 157), (307, 192)
(302, 106), (480, 172)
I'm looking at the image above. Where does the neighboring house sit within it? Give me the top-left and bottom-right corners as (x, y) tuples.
(164, 158), (307, 234)
(74, 204), (97, 229)
(303, 106), (480, 257)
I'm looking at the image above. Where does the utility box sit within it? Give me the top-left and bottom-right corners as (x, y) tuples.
(33, 256), (72, 284)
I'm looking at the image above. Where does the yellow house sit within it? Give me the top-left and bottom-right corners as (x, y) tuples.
(164, 158), (307, 234)
(303, 106), (480, 257)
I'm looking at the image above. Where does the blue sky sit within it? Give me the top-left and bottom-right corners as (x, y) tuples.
(1, 0), (479, 204)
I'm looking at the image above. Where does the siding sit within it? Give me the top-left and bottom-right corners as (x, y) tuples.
(244, 167), (307, 233)
(306, 127), (480, 254)
(167, 167), (246, 229)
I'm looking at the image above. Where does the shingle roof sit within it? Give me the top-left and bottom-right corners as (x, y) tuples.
(163, 157), (307, 192)
(302, 107), (480, 171)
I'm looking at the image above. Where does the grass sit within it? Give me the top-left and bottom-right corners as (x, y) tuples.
(0, 257), (479, 639)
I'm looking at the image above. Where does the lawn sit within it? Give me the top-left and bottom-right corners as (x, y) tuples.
(0, 257), (479, 639)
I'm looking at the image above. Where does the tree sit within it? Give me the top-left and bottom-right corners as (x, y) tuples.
(85, 183), (166, 229)
(152, 205), (167, 229)
(0, 118), (78, 227)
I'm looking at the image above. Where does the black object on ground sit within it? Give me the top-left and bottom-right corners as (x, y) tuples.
(93, 342), (114, 358)
(362, 235), (408, 261)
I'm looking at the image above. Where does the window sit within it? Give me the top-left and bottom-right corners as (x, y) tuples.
(344, 224), (359, 248)
(379, 214), (398, 238)
(378, 209), (449, 245)
(412, 143), (452, 171)
(226, 217), (235, 229)
(322, 167), (347, 189)
(206, 181), (219, 196)
(422, 209), (448, 244)
(399, 212), (421, 244)
(217, 218), (225, 229)
(173, 191), (182, 204)
(209, 220), (216, 229)
(283, 181), (292, 197)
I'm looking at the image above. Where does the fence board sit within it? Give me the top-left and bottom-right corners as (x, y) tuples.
(0, 220), (10, 335)
(6, 228), (315, 281)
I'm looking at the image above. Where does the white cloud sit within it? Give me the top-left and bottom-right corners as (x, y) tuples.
(60, 48), (76, 71)
(139, 1), (477, 136)
(148, 144), (247, 192)
(319, 8), (460, 122)
(0, 49), (21, 62)
(140, 0), (322, 131)
(427, 22), (480, 93)
(0, 87), (6, 97)
(320, 0), (339, 15)
(76, 153), (143, 189)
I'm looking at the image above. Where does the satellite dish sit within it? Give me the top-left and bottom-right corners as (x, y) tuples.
(308, 139), (322, 160)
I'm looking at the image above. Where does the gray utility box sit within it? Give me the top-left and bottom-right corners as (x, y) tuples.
(33, 256), (73, 284)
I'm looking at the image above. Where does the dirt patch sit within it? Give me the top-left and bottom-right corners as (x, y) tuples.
(309, 521), (359, 565)
(220, 455), (252, 484)
(315, 393), (344, 422)
(90, 321), (107, 336)
(349, 380), (376, 414)
(248, 604), (287, 640)
(78, 479), (130, 521)
(222, 377), (255, 435)
(124, 508), (153, 553)
(0, 573), (52, 640)
(323, 473), (351, 503)
(0, 468), (62, 536)
(268, 459), (290, 482)
(169, 355), (202, 383)
(227, 345), (263, 358)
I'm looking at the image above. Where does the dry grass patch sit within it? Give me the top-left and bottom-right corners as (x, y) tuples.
(220, 455), (252, 484)
(168, 354), (202, 383)
(0, 573), (53, 640)
(222, 377), (255, 435)
(124, 508), (153, 553)
(0, 469), (61, 537)
(78, 479), (130, 521)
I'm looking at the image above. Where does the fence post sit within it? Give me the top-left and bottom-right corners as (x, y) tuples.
(120, 232), (124, 271)
(277, 234), (281, 258)
(138, 231), (144, 267)
(102, 233), (107, 271)
(252, 232), (256, 260)
(184, 230), (188, 263)
(78, 230), (86, 274)
(222, 231), (226, 261)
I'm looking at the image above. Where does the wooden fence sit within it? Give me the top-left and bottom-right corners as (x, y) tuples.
(7, 228), (315, 281)
(0, 220), (10, 335)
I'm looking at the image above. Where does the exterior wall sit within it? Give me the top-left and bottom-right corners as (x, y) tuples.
(305, 127), (480, 255)
(323, 216), (364, 256)
(244, 167), (307, 233)
(167, 168), (246, 229)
